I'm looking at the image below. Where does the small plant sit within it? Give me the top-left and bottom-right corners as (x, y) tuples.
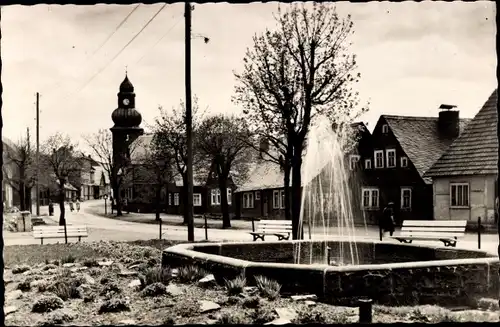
(252, 307), (278, 324)
(140, 266), (173, 288)
(32, 295), (64, 313)
(39, 309), (75, 326)
(18, 278), (33, 292)
(98, 298), (130, 314)
(43, 263), (59, 271)
(61, 254), (77, 264)
(216, 311), (251, 324)
(177, 265), (208, 284)
(99, 281), (122, 297)
(12, 264), (30, 274)
(241, 295), (261, 309)
(162, 314), (176, 325)
(47, 278), (82, 301)
(254, 275), (281, 300)
(143, 248), (153, 258)
(476, 298), (499, 311)
(82, 258), (100, 268)
(37, 280), (50, 293)
(224, 275), (246, 296)
(141, 282), (167, 297)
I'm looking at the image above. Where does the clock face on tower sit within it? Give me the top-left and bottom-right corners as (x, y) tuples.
(123, 98), (130, 106)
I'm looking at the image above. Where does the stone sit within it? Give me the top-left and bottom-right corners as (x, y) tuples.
(204, 319), (218, 325)
(244, 286), (258, 294)
(63, 263), (76, 268)
(275, 308), (297, 321)
(264, 318), (292, 325)
(128, 279), (141, 288)
(198, 274), (216, 287)
(166, 283), (183, 297)
(70, 266), (88, 272)
(119, 271), (138, 277)
(30, 279), (48, 288)
(199, 300), (221, 313)
(98, 260), (114, 267)
(304, 300), (317, 307)
(82, 274), (96, 285)
(118, 319), (136, 325)
(44, 268), (59, 275)
(291, 294), (317, 301)
(6, 290), (23, 301)
(4, 277), (14, 285)
(171, 268), (179, 277)
(5, 306), (18, 316)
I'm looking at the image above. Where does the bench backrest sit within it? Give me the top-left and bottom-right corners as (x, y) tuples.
(257, 220), (293, 234)
(400, 220), (467, 238)
(33, 225), (88, 238)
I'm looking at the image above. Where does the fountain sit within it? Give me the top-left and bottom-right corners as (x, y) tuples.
(162, 119), (500, 307)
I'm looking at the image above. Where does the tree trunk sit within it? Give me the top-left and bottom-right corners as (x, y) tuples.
(19, 181), (26, 211)
(58, 183), (66, 226)
(283, 164), (292, 222)
(291, 152), (304, 240)
(181, 173), (189, 224)
(218, 173), (231, 229)
(113, 182), (123, 217)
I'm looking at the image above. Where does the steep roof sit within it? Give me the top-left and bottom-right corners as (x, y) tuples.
(424, 89), (498, 177)
(382, 115), (471, 184)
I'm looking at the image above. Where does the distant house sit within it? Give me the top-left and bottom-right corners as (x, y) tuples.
(424, 90), (498, 225)
(364, 107), (471, 224)
(235, 122), (372, 224)
(77, 155), (103, 200)
(2, 136), (20, 209)
(125, 134), (236, 216)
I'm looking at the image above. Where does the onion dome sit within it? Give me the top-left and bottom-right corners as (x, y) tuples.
(112, 107), (142, 128)
(119, 74), (134, 93)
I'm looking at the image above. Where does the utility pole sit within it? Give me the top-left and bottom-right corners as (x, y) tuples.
(26, 127), (30, 212)
(36, 92), (40, 216)
(185, 2), (194, 242)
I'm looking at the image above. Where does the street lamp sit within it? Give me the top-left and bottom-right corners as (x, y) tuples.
(103, 194), (108, 215)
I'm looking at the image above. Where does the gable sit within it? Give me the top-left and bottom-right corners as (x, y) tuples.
(425, 89), (498, 177)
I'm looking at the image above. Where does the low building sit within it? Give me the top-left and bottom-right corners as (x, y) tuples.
(424, 90), (498, 226)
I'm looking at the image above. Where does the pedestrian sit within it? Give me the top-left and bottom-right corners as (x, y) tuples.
(494, 196), (499, 225)
(75, 198), (80, 213)
(48, 200), (54, 216)
(381, 202), (396, 237)
(69, 199), (74, 212)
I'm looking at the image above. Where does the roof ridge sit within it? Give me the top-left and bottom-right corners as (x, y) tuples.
(383, 114), (471, 121)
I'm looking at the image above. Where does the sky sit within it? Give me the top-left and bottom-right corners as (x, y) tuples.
(2, 2), (497, 155)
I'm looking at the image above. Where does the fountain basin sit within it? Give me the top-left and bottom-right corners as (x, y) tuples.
(162, 240), (499, 307)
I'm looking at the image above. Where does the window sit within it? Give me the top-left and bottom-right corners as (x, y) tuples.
(374, 150), (384, 168)
(401, 156), (408, 168)
(273, 190), (280, 209)
(125, 188), (133, 199)
(211, 189), (221, 206)
(400, 187), (412, 210)
(382, 124), (389, 134)
(227, 189), (232, 205)
(168, 193), (172, 206)
(243, 192), (254, 209)
(280, 190), (285, 209)
(193, 193), (202, 206)
(450, 183), (469, 207)
(349, 155), (360, 170)
(365, 159), (372, 169)
(362, 188), (379, 209)
(174, 193), (179, 206)
(386, 149), (396, 168)
(255, 191), (261, 200)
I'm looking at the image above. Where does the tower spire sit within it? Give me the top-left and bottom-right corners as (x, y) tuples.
(125, 65), (128, 75)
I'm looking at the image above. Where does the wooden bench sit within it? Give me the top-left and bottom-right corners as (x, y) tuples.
(391, 220), (467, 247)
(33, 225), (89, 245)
(249, 220), (292, 241)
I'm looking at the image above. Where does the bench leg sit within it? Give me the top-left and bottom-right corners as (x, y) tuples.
(41, 238), (43, 245)
(253, 234), (264, 242)
(78, 236), (81, 242)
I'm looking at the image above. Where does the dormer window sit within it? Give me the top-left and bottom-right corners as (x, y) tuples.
(386, 149), (396, 168)
(401, 156), (408, 168)
(349, 155), (360, 170)
(382, 124), (389, 134)
(365, 159), (372, 169)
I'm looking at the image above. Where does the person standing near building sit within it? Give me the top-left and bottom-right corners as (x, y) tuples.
(69, 199), (74, 212)
(75, 198), (80, 213)
(381, 202), (396, 237)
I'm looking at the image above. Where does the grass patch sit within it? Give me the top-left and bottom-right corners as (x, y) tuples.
(139, 266), (174, 288)
(224, 275), (246, 296)
(177, 265), (208, 284)
(255, 275), (281, 300)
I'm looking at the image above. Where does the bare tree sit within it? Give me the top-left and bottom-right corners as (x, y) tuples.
(3, 134), (36, 211)
(40, 133), (81, 225)
(153, 97), (206, 224)
(196, 114), (253, 228)
(84, 129), (136, 216)
(233, 3), (368, 239)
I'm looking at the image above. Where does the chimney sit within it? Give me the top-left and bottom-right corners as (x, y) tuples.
(438, 104), (459, 138)
(259, 137), (269, 160)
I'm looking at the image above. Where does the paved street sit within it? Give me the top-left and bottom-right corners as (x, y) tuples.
(4, 199), (499, 256)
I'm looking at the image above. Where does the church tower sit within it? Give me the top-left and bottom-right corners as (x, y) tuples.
(110, 74), (144, 176)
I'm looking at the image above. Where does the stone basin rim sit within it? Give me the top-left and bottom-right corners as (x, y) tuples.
(164, 240), (499, 271)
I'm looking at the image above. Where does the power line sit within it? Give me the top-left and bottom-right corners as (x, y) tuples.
(136, 17), (182, 65)
(41, 4), (141, 100)
(75, 3), (168, 95)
